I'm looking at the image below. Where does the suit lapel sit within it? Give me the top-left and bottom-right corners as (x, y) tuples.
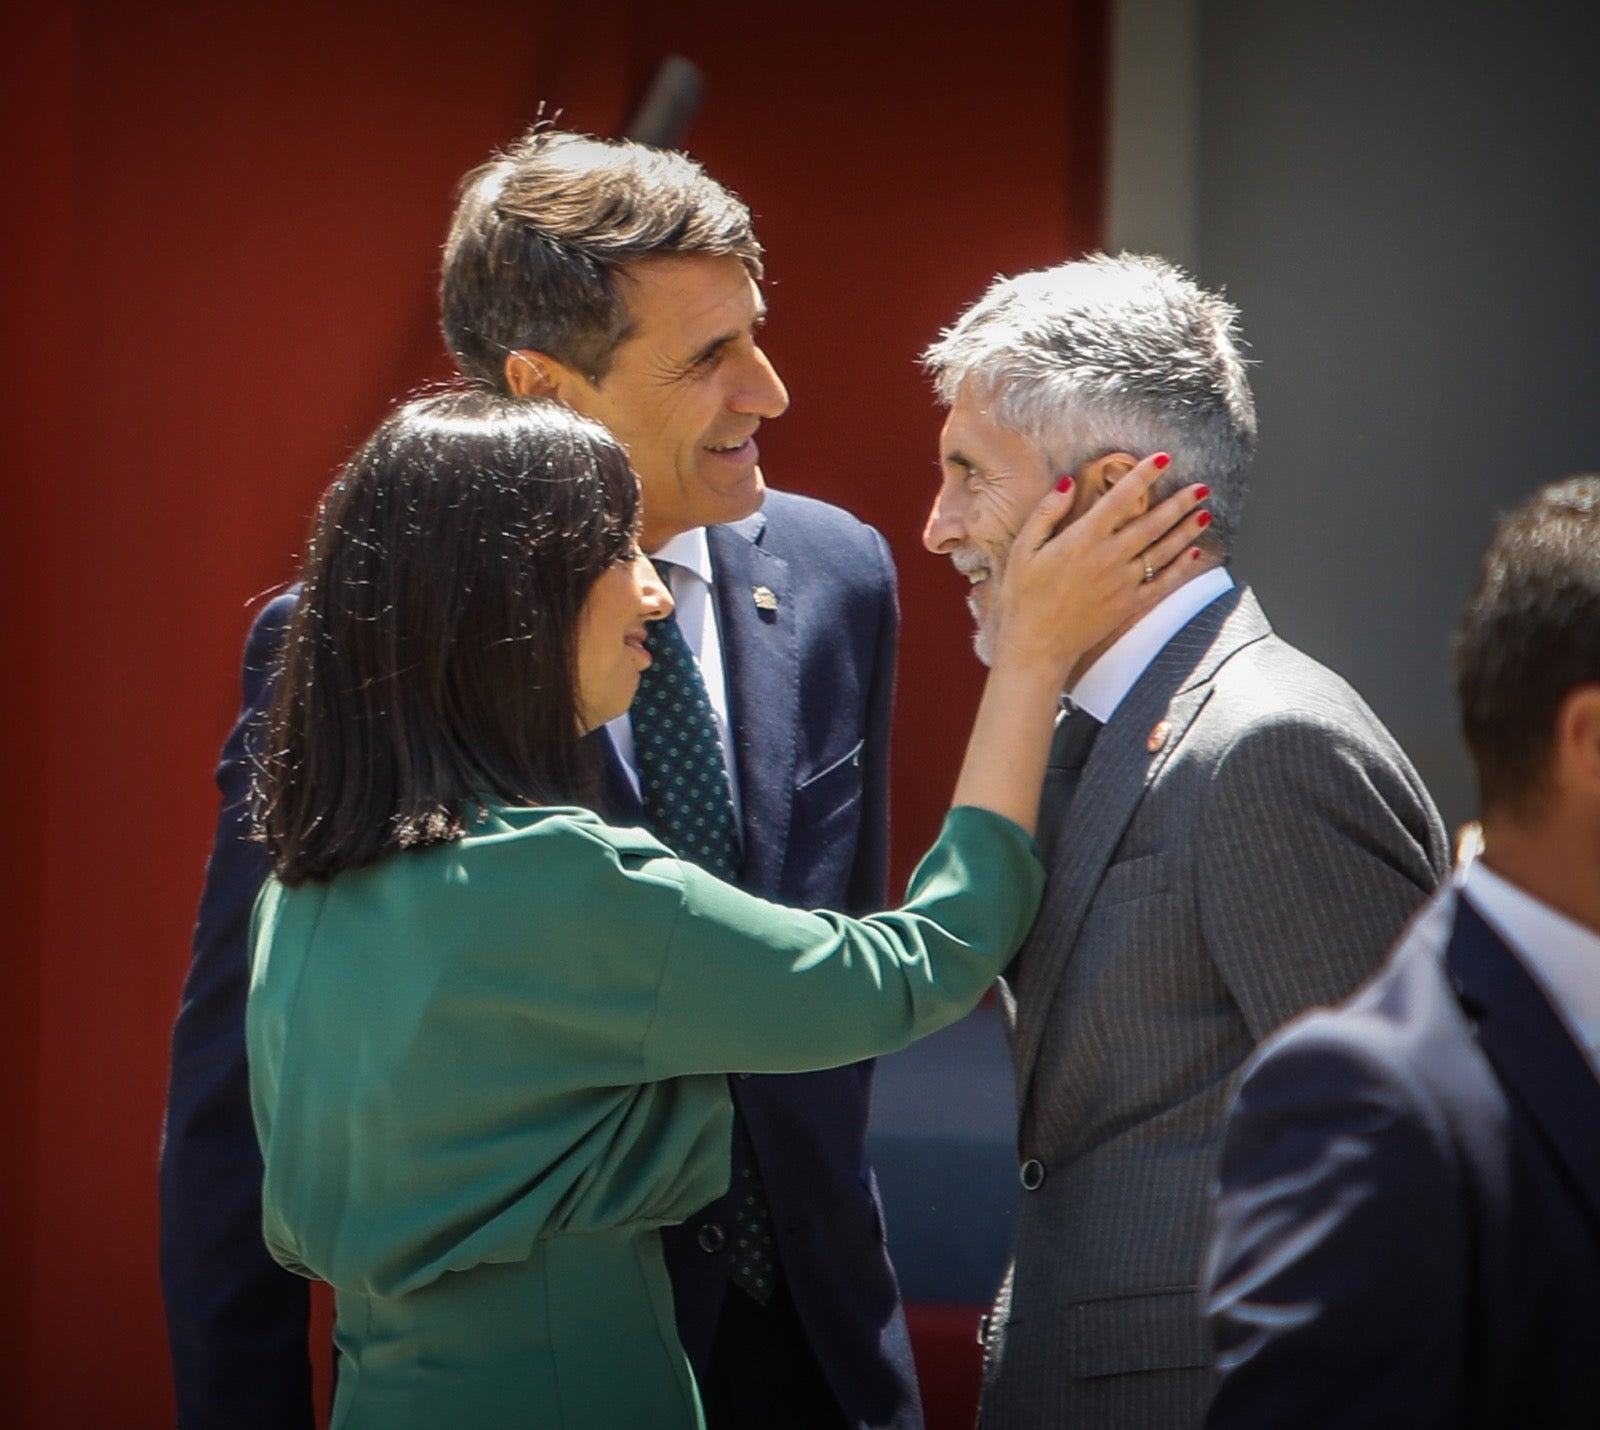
(1449, 894), (1600, 1225)
(1010, 586), (1270, 1092)
(707, 514), (799, 893)
(592, 732), (642, 824)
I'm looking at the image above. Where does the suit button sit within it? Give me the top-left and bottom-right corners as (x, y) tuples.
(1020, 1158), (1046, 1191)
(697, 1223), (727, 1254)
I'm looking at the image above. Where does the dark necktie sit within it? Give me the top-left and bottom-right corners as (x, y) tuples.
(631, 581), (740, 881)
(1037, 703), (1102, 865)
(629, 568), (776, 1303)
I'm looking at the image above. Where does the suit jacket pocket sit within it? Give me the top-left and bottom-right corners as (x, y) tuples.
(1066, 1286), (1209, 1377)
(1094, 851), (1170, 907)
(793, 739), (865, 827)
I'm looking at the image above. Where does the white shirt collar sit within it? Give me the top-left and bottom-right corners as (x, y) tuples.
(649, 526), (713, 586)
(1461, 857), (1600, 1058)
(1068, 567), (1234, 722)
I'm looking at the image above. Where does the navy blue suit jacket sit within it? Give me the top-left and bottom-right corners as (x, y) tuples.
(1204, 885), (1600, 1428)
(159, 489), (919, 1429)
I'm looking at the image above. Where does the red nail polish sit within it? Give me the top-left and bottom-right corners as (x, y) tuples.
(1194, 485), (1210, 500)
(1152, 453), (1171, 470)
(1197, 511), (1212, 528)
(1190, 548), (1202, 560)
(1055, 475), (1074, 492)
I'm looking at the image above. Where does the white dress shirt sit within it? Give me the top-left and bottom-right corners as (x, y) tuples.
(1068, 566), (1235, 722)
(1460, 857), (1600, 1081)
(604, 527), (743, 817)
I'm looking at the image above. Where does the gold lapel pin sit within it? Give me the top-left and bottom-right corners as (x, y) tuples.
(1147, 719), (1171, 753)
(752, 585), (779, 612)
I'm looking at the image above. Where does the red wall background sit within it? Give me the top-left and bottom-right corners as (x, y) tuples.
(4, 3), (1105, 1423)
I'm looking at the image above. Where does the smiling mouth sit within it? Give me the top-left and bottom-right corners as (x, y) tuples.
(705, 433), (758, 461)
(951, 552), (991, 586)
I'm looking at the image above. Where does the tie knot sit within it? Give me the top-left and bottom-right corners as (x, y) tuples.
(1050, 705), (1102, 771)
(643, 607), (686, 658)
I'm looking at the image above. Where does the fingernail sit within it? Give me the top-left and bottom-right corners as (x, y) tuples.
(1194, 485), (1210, 500)
(1055, 475), (1074, 492)
(1197, 511), (1212, 528)
(1152, 453), (1171, 470)
(1190, 548), (1202, 560)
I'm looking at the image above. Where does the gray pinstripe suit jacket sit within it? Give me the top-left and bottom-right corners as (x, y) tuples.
(978, 585), (1450, 1430)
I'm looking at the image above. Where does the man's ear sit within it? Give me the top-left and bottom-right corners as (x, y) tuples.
(1085, 452), (1140, 488)
(1081, 457), (1145, 518)
(503, 349), (578, 400)
(1554, 685), (1600, 803)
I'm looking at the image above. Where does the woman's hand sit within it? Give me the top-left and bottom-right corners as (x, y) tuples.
(991, 454), (1211, 685)
(949, 453), (1210, 834)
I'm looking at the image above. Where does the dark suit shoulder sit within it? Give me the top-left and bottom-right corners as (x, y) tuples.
(245, 588), (297, 642)
(1154, 592), (1434, 813)
(1196, 629), (1447, 868)
(740, 490), (894, 583)
(758, 486), (884, 538)
(161, 585), (315, 1429)
(1203, 630), (1409, 760)
(1205, 898), (1530, 1429)
(239, 590), (296, 700)
(1187, 624), (1448, 1037)
(250, 586), (298, 636)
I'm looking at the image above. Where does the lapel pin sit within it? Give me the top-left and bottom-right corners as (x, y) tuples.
(752, 585), (779, 612)
(1147, 719), (1171, 754)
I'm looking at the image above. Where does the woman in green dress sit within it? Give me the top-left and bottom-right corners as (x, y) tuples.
(246, 389), (1204, 1428)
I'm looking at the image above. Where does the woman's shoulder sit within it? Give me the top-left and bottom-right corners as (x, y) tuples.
(467, 804), (668, 860)
(265, 808), (688, 926)
(450, 805), (691, 898)
(264, 808), (694, 965)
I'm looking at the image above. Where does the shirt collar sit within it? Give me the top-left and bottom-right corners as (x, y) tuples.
(1068, 566), (1234, 722)
(649, 526), (713, 586)
(1462, 857), (1600, 1050)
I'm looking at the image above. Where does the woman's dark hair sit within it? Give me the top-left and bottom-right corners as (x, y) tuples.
(258, 389), (640, 885)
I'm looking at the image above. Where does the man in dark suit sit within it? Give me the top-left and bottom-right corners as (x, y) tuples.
(919, 254), (1450, 1428)
(1204, 475), (1600, 1428)
(161, 129), (913, 1430)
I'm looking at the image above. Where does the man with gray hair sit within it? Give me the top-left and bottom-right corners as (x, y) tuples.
(921, 253), (1449, 1428)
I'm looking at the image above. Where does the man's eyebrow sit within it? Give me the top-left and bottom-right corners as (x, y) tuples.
(681, 331), (737, 368)
(680, 305), (768, 368)
(942, 447), (978, 470)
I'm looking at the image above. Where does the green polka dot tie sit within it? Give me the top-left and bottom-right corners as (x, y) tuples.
(632, 574), (776, 1302)
(632, 597), (740, 881)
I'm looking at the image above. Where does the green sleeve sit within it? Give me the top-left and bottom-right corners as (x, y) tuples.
(641, 805), (1042, 1079)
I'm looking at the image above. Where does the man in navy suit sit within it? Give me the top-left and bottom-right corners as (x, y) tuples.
(160, 129), (912, 1430)
(1204, 474), (1600, 1427)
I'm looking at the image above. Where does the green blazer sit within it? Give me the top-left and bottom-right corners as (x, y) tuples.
(247, 804), (1041, 1430)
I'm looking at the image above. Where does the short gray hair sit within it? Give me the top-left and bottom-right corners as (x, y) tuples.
(922, 253), (1257, 552)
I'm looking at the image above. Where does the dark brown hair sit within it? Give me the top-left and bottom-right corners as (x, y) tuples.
(258, 389), (640, 884)
(1457, 474), (1600, 816)
(440, 127), (763, 388)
